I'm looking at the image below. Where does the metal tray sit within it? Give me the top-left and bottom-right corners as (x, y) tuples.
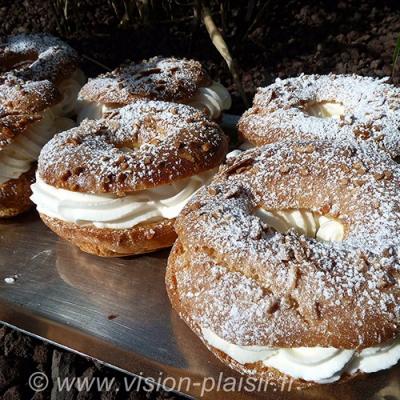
(0, 114), (399, 399)
(1, 213), (399, 399)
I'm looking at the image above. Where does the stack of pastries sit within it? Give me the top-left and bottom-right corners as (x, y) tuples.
(77, 56), (231, 122)
(166, 74), (400, 386)
(30, 53), (232, 255)
(0, 34), (85, 216)
(2, 33), (399, 388)
(31, 101), (228, 256)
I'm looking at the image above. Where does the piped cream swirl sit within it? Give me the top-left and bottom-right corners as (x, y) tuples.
(0, 69), (85, 184)
(54, 69), (87, 116)
(186, 81), (232, 119)
(31, 169), (216, 229)
(255, 208), (345, 242)
(0, 111), (75, 184)
(77, 102), (117, 123)
(202, 328), (400, 384)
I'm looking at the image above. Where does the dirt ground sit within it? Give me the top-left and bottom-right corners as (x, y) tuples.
(0, 325), (180, 399)
(1, 0), (400, 113)
(1, 0), (400, 399)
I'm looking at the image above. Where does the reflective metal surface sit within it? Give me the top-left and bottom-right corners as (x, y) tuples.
(1, 213), (399, 399)
(0, 114), (399, 399)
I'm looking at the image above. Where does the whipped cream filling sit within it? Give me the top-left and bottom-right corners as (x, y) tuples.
(31, 169), (216, 229)
(54, 69), (87, 116)
(202, 328), (400, 384)
(0, 110), (75, 184)
(186, 81), (232, 119)
(0, 69), (85, 184)
(255, 208), (345, 242)
(225, 142), (255, 160)
(77, 80), (231, 122)
(76, 102), (117, 123)
(302, 101), (345, 119)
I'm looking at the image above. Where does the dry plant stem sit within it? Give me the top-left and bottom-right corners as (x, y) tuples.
(82, 54), (112, 72)
(51, 0), (67, 35)
(108, 0), (120, 18)
(136, 0), (150, 24)
(63, 0), (69, 22)
(201, 3), (249, 107)
(243, 0), (271, 41)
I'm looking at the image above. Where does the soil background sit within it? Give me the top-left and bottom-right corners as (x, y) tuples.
(1, 0), (400, 399)
(0, 325), (178, 399)
(1, 0), (400, 113)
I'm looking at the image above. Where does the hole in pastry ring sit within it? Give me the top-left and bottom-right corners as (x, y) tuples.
(38, 100), (228, 193)
(168, 141), (400, 351)
(78, 56), (212, 106)
(0, 33), (79, 83)
(238, 74), (400, 159)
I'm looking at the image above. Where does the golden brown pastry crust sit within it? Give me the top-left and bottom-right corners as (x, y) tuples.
(168, 239), (367, 388)
(168, 239), (360, 389)
(0, 33), (79, 84)
(41, 214), (176, 257)
(79, 56), (211, 106)
(0, 166), (35, 217)
(166, 240), (378, 388)
(238, 74), (400, 159)
(0, 34), (79, 149)
(38, 101), (228, 193)
(166, 141), (400, 381)
(0, 79), (61, 150)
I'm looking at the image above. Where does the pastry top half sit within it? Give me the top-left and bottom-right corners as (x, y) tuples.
(0, 34), (80, 150)
(171, 140), (400, 350)
(0, 33), (79, 83)
(37, 100), (229, 194)
(79, 56), (211, 106)
(238, 74), (400, 159)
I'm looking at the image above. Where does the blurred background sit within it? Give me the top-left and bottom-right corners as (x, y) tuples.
(1, 0), (400, 114)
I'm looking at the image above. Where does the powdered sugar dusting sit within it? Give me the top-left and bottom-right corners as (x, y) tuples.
(78, 56), (210, 105)
(38, 100), (228, 193)
(171, 141), (400, 349)
(2, 33), (78, 82)
(239, 74), (400, 159)
(0, 34), (79, 149)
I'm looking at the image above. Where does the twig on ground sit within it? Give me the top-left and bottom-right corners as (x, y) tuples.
(82, 55), (112, 72)
(50, 0), (66, 35)
(200, 3), (248, 107)
(392, 34), (400, 77)
(242, 0), (271, 41)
